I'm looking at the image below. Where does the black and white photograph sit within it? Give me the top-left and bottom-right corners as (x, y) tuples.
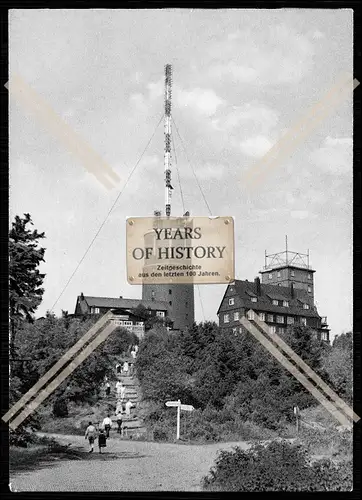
(6, 7), (356, 492)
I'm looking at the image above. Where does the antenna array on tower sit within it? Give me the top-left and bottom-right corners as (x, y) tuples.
(164, 64), (173, 217)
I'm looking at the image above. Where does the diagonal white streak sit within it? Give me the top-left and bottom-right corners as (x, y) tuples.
(6, 75), (120, 190)
(240, 317), (352, 428)
(253, 315), (359, 423)
(3, 312), (113, 424)
(243, 74), (359, 188)
(9, 322), (117, 430)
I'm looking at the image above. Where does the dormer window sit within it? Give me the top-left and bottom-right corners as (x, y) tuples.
(283, 300), (289, 307)
(303, 304), (310, 310)
(229, 298), (235, 306)
(272, 299), (279, 306)
(251, 297), (257, 303)
(246, 310), (254, 320)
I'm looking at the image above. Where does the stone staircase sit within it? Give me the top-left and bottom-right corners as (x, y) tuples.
(100, 372), (146, 438)
(118, 374), (146, 438)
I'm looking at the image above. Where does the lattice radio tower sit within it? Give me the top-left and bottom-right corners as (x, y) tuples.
(164, 64), (173, 217)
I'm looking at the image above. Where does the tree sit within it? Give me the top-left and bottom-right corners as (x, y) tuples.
(9, 213), (46, 355)
(321, 332), (353, 402)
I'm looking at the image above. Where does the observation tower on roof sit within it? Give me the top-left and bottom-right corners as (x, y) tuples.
(259, 236), (315, 301)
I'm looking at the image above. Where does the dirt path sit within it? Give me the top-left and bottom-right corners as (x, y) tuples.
(10, 433), (252, 492)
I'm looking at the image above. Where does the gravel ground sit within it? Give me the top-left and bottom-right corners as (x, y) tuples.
(10, 432), (252, 492)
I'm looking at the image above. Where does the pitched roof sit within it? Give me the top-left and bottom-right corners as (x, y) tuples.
(218, 280), (320, 318)
(79, 296), (169, 312)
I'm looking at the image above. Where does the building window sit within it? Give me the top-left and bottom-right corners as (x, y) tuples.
(276, 315), (284, 324)
(234, 312), (240, 321)
(287, 316), (294, 325)
(224, 313), (230, 323)
(156, 311), (165, 318)
(301, 317), (307, 326)
(169, 289), (172, 295)
(246, 310), (254, 320)
(308, 273), (312, 280)
(269, 325), (276, 334)
(269, 273), (273, 279)
(267, 314), (274, 322)
(169, 301), (172, 306)
(272, 299), (279, 306)
(228, 298), (235, 306)
(283, 300), (289, 307)
(123, 321), (132, 326)
(277, 271), (281, 278)
(321, 331), (328, 341)
(303, 303), (310, 310)
(291, 270), (295, 277)
(251, 297), (257, 303)
(232, 327), (238, 334)
(259, 312), (265, 321)
(307, 286), (312, 293)
(136, 322), (144, 326)
(277, 326), (285, 334)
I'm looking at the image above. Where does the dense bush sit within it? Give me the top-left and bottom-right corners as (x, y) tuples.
(203, 441), (353, 491)
(136, 322), (329, 436)
(53, 396), (69, 417)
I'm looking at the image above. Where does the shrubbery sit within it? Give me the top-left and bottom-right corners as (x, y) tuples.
(203, 441), (353, 491)
(136, 322), (331, 437)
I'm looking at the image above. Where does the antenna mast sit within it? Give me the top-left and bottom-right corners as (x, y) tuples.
(164, 64), (173, 216)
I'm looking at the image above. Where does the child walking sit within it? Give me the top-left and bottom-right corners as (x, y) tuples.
(98, 429), (107, 453)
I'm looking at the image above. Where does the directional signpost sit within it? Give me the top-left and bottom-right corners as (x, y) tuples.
(165, 399), (194, 440)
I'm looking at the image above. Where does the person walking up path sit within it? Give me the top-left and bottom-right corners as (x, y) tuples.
(115, 410), (123, 435)
(85, 421), (97, 453)
(102, 414), (113, 438)
(122, 361), (129, 375)
(105, 381), (111, 397)
(116, 380), (125, 400)
(98, 429), (107, 453)
(125, 399), (134, 418)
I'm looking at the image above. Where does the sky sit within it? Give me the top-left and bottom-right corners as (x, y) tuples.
(9, 9), (353, 338)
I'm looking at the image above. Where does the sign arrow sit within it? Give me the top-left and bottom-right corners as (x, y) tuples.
(180, 404), (194, 412)
(165, 401), (181, 407)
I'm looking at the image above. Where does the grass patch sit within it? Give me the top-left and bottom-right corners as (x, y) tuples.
(10, 436), (84, 473)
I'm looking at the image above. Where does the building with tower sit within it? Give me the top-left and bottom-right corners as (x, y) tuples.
(73, 65), (195, 333)
(217, 239), (330, 342)
(142, 64), (195, 331)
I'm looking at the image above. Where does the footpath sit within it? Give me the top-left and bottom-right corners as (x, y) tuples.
(10, 432), (252, 492)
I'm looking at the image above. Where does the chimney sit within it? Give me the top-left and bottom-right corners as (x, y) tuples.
(80, 292), (84, 300)
(255, 277), (261, 296)
(291, 283), (294, 299)
(119, 296), (123, 299)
